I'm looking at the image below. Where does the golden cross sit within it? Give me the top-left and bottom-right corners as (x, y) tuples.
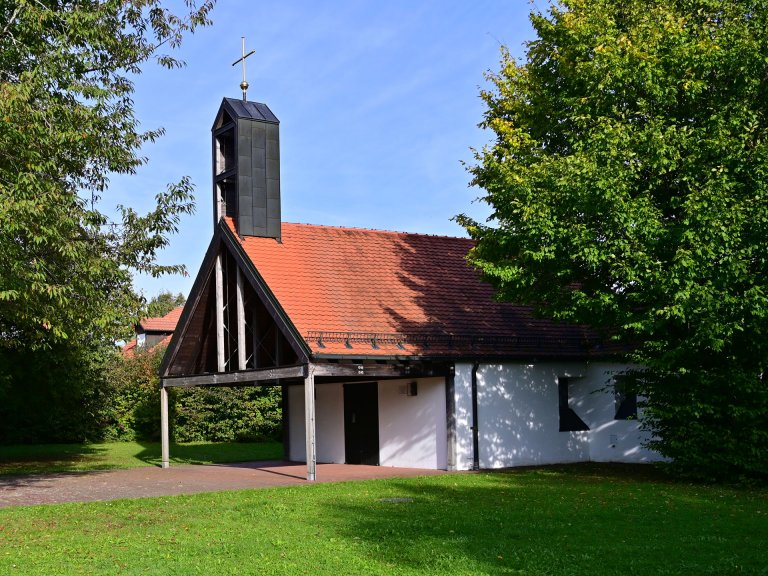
(232, 36), (256, 101)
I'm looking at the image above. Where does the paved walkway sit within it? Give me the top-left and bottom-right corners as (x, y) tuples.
(0, 461), (446, 508)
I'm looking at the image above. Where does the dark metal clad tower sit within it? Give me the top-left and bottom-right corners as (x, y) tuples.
(212, 97), (281, 240)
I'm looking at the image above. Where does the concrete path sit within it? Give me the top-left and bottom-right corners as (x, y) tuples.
(0, 461), (446, 508)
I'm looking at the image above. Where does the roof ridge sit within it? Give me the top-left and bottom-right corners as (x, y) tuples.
(280, 221), (472, 241)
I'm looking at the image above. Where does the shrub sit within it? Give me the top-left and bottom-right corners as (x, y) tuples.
(103, 346), (283, 443)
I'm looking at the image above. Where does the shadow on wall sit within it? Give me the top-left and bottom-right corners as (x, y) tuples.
(477, 363), (590, 468)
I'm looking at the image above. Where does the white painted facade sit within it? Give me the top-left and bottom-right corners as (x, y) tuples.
(288, 377), (448, 468)
(454, 361), (660, 470)
(288, 362), (660, 470)
(378, 377), (447, 469)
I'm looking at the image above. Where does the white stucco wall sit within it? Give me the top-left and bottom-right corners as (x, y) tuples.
(453, 362), (660, 471)
(315, 383), (346, 464)
(378, 377), (447, 469)
(574, 365), (660, 463)
(289, 362), (659, 471)
(288, 378), (448, 469)
(287, 383), (345, 464)
(287, 384), (305, 462)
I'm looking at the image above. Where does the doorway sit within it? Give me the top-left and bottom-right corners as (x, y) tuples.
(343, 382), (379, 465)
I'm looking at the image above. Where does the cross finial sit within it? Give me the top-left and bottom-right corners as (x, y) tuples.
(232, 36), (256, 101)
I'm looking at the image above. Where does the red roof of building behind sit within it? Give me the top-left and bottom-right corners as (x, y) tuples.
(122, 338), (138, 357)
(140, 306), (184, 332)
(231, 222), (601, 358)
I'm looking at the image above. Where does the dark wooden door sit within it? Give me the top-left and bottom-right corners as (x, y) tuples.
(344, 382), (379, 465)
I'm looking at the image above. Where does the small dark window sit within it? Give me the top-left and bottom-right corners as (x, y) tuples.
(614, 376), (638, 420)
(558, 377), (590, 432)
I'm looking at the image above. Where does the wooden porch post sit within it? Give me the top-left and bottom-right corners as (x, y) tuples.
(304, 366), (316, 481)
(236, 267), (246, 370)
(215, 252), (225, 372)
(160, 384), (170, 469)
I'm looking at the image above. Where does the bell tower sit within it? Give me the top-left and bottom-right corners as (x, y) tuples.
(211, 98), (281, 239)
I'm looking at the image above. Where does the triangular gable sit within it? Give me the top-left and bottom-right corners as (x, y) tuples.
(160, 221), (309, 378)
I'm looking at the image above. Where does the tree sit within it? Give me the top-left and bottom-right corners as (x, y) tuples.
(0, 340), (113, 443)
(0, 1), (213, 444)
(459, 0), (768, 479)
(0, 0), (214, 351)
(146, 290), (186, 318)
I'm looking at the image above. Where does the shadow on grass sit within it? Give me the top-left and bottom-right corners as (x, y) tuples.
(0, 441), (285, 478)
(131, 441), (285, 467)
(316, 464), (768, 576)
(0, 444), (115, 477)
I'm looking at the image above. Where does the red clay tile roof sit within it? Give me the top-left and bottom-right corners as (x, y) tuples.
(140, 306), (184, 333)
(230, 221), (601, 358)
(122, 338), (138, 357)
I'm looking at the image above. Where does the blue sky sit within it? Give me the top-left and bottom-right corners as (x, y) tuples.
(112, 0), (537, 300)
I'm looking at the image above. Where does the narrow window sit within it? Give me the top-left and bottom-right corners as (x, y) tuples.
(558, 377), (590, 432)
(614, 376), (638, 420)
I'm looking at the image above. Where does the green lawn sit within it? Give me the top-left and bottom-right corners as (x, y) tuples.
(0, 441), (284, 476)
(0, 464), (766, 575)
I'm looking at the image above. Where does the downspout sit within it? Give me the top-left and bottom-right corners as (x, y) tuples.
(471, 362), (480, 471)
(445, 364), (456, 471)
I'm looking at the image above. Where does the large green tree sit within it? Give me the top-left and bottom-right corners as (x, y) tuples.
(460, 0), (768, 479)
(0, 0), (213, 443)
(0, 0), (213, 350)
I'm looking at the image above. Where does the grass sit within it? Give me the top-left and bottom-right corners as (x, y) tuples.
(0, 441), (284, 476)
(0, 464), (766, 575)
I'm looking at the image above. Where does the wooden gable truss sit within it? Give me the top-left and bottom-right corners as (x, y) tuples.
(160, 225), (309, 382)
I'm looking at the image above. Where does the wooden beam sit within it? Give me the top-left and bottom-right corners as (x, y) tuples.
(281, 384), (290, 463)
(220, 225), (311, 362)
(215, 252), (225, 373)
(160, 385), (170, 469)
(236, 267), (246, 370)
(305, 367), (316, 481)
(162, 364), (307, 388)
(274, 320), (282, 385)
(252, 306), (259, 369)
(310, 363), (423, 378)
